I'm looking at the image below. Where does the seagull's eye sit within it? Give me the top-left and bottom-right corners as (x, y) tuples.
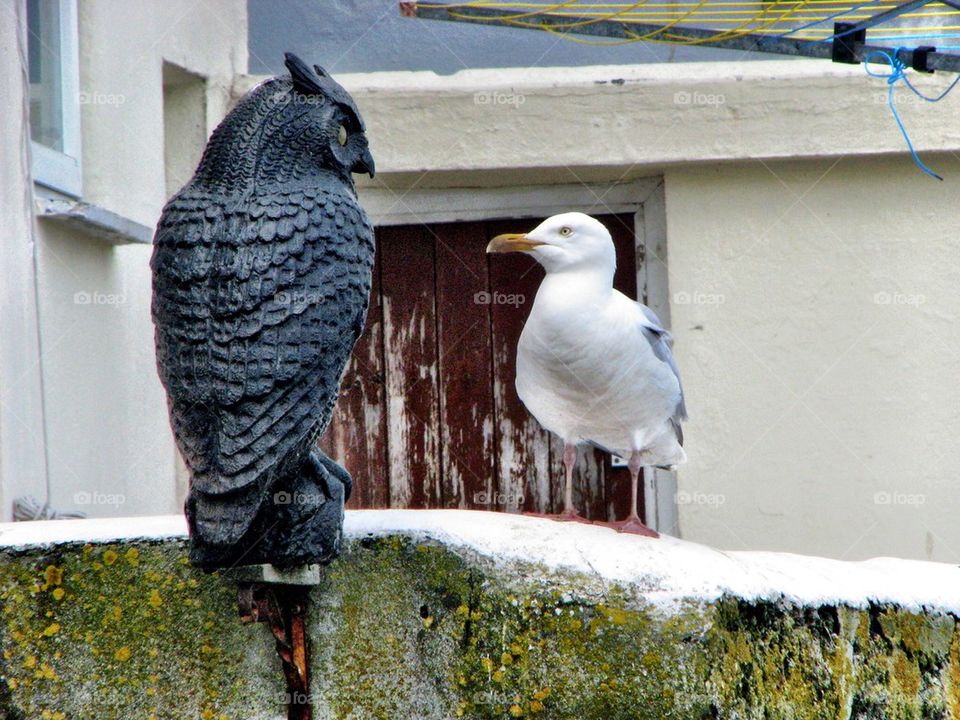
(337, 125), (348, 146)
(559, 226), (573, 237)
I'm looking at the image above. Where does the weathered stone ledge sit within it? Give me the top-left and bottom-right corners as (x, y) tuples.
(0, 510), (957, 719)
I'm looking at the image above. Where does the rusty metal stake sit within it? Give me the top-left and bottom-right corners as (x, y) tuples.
(238, 582), (313, 720)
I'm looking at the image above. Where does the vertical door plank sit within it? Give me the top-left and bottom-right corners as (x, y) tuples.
(379, 225), (442, 508)
(433, 221), (496, 509)
(319, 243), (388, 508)
(604, 213), (644, 522)
(486, 218), (553, 514)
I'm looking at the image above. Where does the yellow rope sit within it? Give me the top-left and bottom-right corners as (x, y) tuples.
(435, 1), (960, 21)
(441, 0), (960, 8)
(434, 1), (960, 47)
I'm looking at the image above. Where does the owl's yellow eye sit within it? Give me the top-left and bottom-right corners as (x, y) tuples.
(337, 125), (348, 146)
(559, 226), (573, 237)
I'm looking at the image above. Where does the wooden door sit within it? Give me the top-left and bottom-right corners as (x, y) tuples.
(320, 213), (641, 521)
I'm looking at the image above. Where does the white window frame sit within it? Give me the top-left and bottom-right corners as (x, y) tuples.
(30, 0), (81, 198)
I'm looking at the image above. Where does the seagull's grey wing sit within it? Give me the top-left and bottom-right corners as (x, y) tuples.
(638, 305), (687, 443)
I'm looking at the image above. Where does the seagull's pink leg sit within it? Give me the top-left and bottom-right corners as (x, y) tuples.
(596, 451), (659, 537)
(527, 442), (590, 523)
(556, 443), (587, 521)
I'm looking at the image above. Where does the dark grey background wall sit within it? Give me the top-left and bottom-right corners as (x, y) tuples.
(247, 0), (766, 75)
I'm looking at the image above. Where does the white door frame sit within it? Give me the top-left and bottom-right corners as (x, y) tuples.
(360, 178), (680, 536)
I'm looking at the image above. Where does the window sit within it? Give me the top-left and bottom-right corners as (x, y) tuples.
(27, 0), (81, 197)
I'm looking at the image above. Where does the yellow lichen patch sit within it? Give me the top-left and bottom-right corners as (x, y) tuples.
(147, 589), (162, 608)
(34, 663), (56, 680)
(509, 703), (524, 716)
(44, 566), (63, 587)
(124, 548), (140, 565)
(893, 649), (922, 697)
(51, 588), (65, 602)
(102, 550), (118, 566)
(948, 630), (960, 720)
(113, 646), (131, 662)
(41, 623), (60, 637)
(597, 605), (629, 626)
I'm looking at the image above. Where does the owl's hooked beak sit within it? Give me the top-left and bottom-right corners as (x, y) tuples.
(486, 233), (545, 253)
(353, 148), (376, 179)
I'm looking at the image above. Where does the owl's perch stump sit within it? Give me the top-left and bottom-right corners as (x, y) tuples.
(231, 564), (321, 720)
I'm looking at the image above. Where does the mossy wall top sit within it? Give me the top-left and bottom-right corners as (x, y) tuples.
(0, 511), (958, 720)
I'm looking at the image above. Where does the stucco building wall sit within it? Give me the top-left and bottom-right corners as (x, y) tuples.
(666, 157), (960, 561)
(22, 1), (247, 518)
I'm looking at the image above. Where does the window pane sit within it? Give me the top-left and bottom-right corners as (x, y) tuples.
(27, 0), (63, 152)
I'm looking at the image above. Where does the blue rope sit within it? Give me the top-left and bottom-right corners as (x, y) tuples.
(864, 47), (960, 181)
(867, 33), (960, 41)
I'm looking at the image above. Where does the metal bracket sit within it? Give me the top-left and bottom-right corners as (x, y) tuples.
(231, 565), (320, 720)
(831, 22), (866, 65)
(913, 46), (937, 73)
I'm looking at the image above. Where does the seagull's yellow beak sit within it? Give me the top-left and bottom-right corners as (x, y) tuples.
(486, 233), (544, 253)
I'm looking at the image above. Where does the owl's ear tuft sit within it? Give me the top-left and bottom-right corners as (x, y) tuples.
(313, 64), (329, 78)
(284, 52), (322, 95)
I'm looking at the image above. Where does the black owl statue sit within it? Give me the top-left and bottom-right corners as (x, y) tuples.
(151, 53), (375, 569)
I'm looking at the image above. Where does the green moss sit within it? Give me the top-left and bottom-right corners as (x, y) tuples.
(0, 533), (958, 720)
(701, 601), (960, 720)
(313, 536), (708, 720)
(0, 540), (281, 720)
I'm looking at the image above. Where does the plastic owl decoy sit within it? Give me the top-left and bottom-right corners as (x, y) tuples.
(151, 53), (376, 569)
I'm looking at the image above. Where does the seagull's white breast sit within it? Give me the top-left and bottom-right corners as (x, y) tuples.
(515, 275), (682, 461)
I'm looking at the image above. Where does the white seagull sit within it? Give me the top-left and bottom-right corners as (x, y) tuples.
(487, 212), (687, 536)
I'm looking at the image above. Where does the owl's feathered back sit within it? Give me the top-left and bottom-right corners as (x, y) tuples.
(151, 54), (375, 562)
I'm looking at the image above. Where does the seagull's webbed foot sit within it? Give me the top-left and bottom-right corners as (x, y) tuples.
(553, 508), (593, 524)
(522, 509), (592, 524)
(596, 516), (659, 537)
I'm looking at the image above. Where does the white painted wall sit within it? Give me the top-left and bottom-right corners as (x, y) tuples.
(21, 1), (247, 518)
(0, 2), (49, 517)
(666, 157), (960, 562)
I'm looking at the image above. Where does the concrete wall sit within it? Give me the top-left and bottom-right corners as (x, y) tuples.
(2, 511), (959, 719)
(0, 2), (49, 518)
(13, 0), (247, 519)
(666, 157), (960, 562)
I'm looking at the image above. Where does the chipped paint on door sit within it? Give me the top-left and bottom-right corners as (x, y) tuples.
(320, 214), (642, 521)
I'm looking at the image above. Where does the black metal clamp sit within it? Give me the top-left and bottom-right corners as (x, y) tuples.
(831, 22), (867, 65)
(912, 46), (937, 73)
